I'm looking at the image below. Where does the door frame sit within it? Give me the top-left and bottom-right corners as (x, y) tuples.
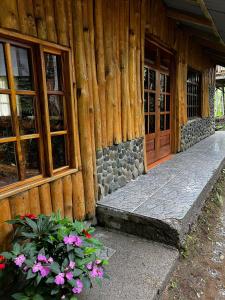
(143, 37), (176, 170)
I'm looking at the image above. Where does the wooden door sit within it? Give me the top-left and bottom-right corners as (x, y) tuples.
(144, 42), (172, 167)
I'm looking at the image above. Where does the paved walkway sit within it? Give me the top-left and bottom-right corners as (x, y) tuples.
(97, 132), (225, 247)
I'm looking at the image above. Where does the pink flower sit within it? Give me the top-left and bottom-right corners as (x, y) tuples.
(40, 266), (50, 277)
(86, 262), (93, 270)
(95, 259), (102, 265)
(37, 254), (48, 263)
(63, 235), (82, 247)
(48, 257), (54, 263)
(90, 266), (104, 278)
(14, 254), (26, 267)
(32, 262), (42, 273)
(55, 273), (65, 285)
(69, 261), (75, 269)
(66, 271), (73, 281)
(72, 279), (83, 294)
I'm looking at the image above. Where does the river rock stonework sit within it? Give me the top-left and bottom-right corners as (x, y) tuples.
(180, 85), (215, 151)
(96, 138), (144, 199)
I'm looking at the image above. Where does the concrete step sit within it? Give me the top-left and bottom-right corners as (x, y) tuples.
(80, 227), (179, 300)
(97, 132), (225, 248)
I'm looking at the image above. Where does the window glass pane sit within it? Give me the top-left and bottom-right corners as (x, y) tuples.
(160, 94), (165, 112)
(0, 94), (13, 137)
(166, 95), (170, 112)
(145, 116), (148, 134)
(52, 135), (67, 169)
(0, 142), (18, 187)
(160, 74), (165, 92)
(160, 115), (165, 131)
(48, 95), (64, 131)
(166, 114), (170, 130)
(0, 43), (8, 89)
(11, 46), (33, 90)
(149, 70), (156, 90)
(17, 95), (37, 135)
(149, 115), (155, 133)
(144, 92), (148, 112)
(45, 54), (62, 91)
(166, 75), (170, 92)
(21, 139), (40, 179)
(149, 93), (155, 112)
(144, 67), (148, 90)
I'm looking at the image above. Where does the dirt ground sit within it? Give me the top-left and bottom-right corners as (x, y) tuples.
(162, 170), (225, 300)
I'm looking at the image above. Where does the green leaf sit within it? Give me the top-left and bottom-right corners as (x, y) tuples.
(25, 217), (38, 232)
(74, 248), (84, 258)
(84, 248), (97, 255)
(50, 288), (59, 295)
(12, 293), (29, 300)
(73, 268), (83, 277)
(32, 294), (44, 300)
(95, 278), (102, 288)
(70, 297), (78, 300)
(50, 262), (61, 274)
(46, 276), (55, 284)
(36, 274), (42, 285)
(21, 232), (37, 239)
(27, 269), (36, 280)
(82, 277), (91, 289)
(0, 251), (13, 259)
(102, 259), (109, 265)
(13, 243), (21, 255)
(68, 279), (76, 287)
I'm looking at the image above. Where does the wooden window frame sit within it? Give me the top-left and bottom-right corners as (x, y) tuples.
(187, 67), (202, 120)
(0, 35), (78, 193)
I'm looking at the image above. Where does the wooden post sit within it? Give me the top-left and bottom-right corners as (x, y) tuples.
(0, 199), (13, 250)
(29, 187), (41, 216)
(39, 183), (52, 215)
(63, 175), (73, 219)
(50, 179), (64, 217)
(9, 191), (30, 217)
(72, 172), (86, 220)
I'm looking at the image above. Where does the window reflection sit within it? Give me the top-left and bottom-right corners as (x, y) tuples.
(0, 94), (13, 137)
(48, 95), (64, 131)
(0, 142), (18, 187)
(11, 46), (33, 90)
(52, 135), (67, 169)
(21, 139), (40, 179)
(45, 54), (62, 91)
(0, 43), (8, 89)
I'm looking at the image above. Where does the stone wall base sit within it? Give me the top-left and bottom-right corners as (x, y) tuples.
(96, 138), (144, 199)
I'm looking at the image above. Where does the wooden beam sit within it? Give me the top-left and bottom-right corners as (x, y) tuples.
(167, 8), (212, 28)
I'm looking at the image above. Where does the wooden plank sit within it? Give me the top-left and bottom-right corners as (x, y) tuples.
(43, 0), (57, 43)
(29, 187), (41, 216)
(0, 0), (19, 30)
(17, 0), (37, 36)
(62, 175), (73, 219)
(54, 0), (68, 46)
(71, 172), (85, 220)
(33, 0), (47, 40)
(9, 191), (30, 217)
(50, 179), (64, 217)
(0, 199), (13, 249)
(39, 183), (52, 215)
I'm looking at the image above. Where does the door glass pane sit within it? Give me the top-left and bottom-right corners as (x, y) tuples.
(0, 43), (8, 89)
(160, 115), (165, 131)
(0, 95), (13, 137)
(166, 95), (170, 112)
(0, 142), (18, 187)
(149, 70), (156, 90)
(149, 93), (155, 112)
(160, 74), (165, 92)
(144, 92), (148, 112)
(144, 67), (148, 90)
(145, 115), (148, 134)
(45, 54), (62, 91)
(11, 46), (33, 90)
(48, 95), (64, 131)
(160, 94), (165, 112)
(166, 75), (170, 92)
(17, 95), (37, 135)
(149, 115), (155, 133)
(166, 114), (170, 130)
(52, 135), (67, 169)
(21, 139), (40, 179)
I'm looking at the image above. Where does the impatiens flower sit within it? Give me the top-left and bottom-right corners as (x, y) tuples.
(82, 229), (92, 239)
(48, 257), (54, 263)
(90, 266), (104, 278)
(37, 254), (48, 263)
(72, 279), (83, 294)
(32, 262), (42, 273)
(55, 273), (65, 285)
(86, 262), (93, 270)
(95, 259), (102, 265)
(69, 261), (75, 269)
(66, 271), (73, 281)
(20, 214), (37, 220)
(0, 255), (5, 262)
(14, 254), (26, 267)
(40, 266), (50, 278)
(0, 263), (5, 269)
(63, 235), (82, 247)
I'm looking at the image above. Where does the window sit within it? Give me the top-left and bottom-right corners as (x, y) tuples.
(187, 68), (201, 119)
(0, 39), (74, 189)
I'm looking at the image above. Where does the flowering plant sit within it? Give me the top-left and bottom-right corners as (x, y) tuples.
(0, 213), (109, 300)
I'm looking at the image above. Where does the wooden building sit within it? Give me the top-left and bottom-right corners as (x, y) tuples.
(0, 0), (225, 248)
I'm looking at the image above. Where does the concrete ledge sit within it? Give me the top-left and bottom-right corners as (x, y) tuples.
(97, 132), (225, 248)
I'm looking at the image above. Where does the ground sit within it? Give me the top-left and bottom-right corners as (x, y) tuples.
(162, 170), (225, 300)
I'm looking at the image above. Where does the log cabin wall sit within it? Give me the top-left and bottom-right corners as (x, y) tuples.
(0, 0), (216, 247)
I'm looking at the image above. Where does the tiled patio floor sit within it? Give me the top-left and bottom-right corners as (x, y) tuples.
(97, 132), (225, 247)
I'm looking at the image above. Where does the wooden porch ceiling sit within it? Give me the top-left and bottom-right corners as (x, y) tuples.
(163, 0), (225, 65)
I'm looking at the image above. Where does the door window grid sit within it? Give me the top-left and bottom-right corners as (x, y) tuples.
(187, 68), (201, 119)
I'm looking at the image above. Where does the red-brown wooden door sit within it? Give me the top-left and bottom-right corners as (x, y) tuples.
(144, 43), (172, 167)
